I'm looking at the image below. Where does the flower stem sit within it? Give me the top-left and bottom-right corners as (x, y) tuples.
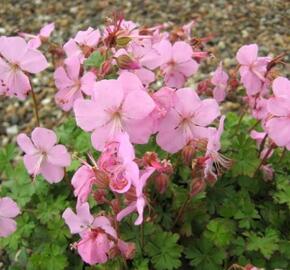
(173, 193), (191, 227)
(234, 110), (246, 137)
(254, 144), (274, 176)
(30, 85), (40, 127)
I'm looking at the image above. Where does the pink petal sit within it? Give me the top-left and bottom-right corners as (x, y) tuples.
(92, 216), (117, 238)
(31, 127), (57, 151)
(135, 197), (145, 225)
(193, 99), (220, 126)
(172, 41), (193, 63)
(93, 80), (124, 109)
(64, 56), (80, 81)
(54, 66), (74, 90)
(240, 67), (262, 95)
(177, 59), (198, 77)
(267, 97), (290, 117)
(134, 68), (155, 86)
(20, 48), (48, 73)
(78, 233), (109, 265)
(63, 39), (83, 60)
(17, 133), (36, 154)
(55, 86), (83, 112)
(272, 76), (290, 98)
(71, 165), (95, 203)
(116, 202), (136, 222)
(165, 71), (185, 88)
(23, 153), (42, 175)
(156, 40), (172, 64)
(0, 197), (20, 218)
(5, 69), (31, 99)
(157, 124), (187, 153)
(40, 160), (64, 183)
(0, 217), (17, 237)
(122, 90), (155, 120)
(175, 88), (201, 116)
(40, 23), (55, 38)
(47, 145), (71, 167)
(27, 37), (41, 49)
(266, 117), (290, 147)
(118, 71), (144, 94)
(74, 99), (107, 131)
(213, 86), (226, 103)
(91, 123), (113, 151)
(236, 44), (258, 65)
(62, 203), (93, 234)
(124, 117), (154, 144)
(80, 72), (96, 96)
(0, 37), (27, 63)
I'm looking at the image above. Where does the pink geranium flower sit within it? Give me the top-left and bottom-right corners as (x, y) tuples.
(98, 132), (137, 194)
(156, 88), (220, 153)
(203, 116), (231, 182)
(117, 167), (155, 225)
(211, 62), (228, 102)
(71, 165), (96, 206)
(62, 203), (117, 265)
(63, 27), (100, 60)
(54, 56), (96, 111)
(74, 77), (155, 150)
(20, 22), (55, 49)
(17, 127), (71, 183)
(0, 197), (20, 237)
(157, 40), (199, 88)
(266, 76), (290, 149)
(236, 44), (271, 96)
(0, 36), (48, 99)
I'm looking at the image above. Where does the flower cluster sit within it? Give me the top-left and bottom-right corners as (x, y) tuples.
(0, 14), (288, 269)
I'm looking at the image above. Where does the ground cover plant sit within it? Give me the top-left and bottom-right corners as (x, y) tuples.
(0, 13), (289, 270)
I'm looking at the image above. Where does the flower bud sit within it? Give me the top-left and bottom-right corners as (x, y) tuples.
(111, 198), (120, 214)
(182, 141), (196, 165)
(116, 54), (140, 70)
(190, 178), (205, 197)
(155, 173), (169, 194)
(93, 189), (107, 204)
(116, 36), (132, 47)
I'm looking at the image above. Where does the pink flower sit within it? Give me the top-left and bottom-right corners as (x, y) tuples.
(236, 44), (271, 95)
(54, 56), (96, 111)
(0, 197), (20, 237)
(20, 22), (55, 49)
(117, 167), (155, 225)
(17, 127), (71, 183)
(62, 203), (117, 265)
(150, 87), (176, 133)
(63, 27), (100, 60)
(266, 77), (290, 149)
(156, 88), (220, 153)
(0, 37), (48, 99)
(98, 132), (137, 194)
(211, 62), (228, 102)
(203, 116), (231, 182)
(250, 130), (273, 159)
(74, 77), (155, 151)
(157, 40), (198, 88)
(72, 165), (96, 206)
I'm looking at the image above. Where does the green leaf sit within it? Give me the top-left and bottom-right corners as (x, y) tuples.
(144, 230), (182, 270)
(185, 238), (226, 270)
(204, 218), (236, 247)
(84, 51), (105, 68)
(244, 228), (279, 259)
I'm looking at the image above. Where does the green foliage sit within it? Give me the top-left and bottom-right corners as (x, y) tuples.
(144, 230), (182, 270)
(84, 51), (105, 68)
(1, 112), (290, 269)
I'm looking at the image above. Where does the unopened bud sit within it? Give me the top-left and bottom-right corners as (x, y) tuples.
(155, 173), (169, 194)
(111, 198), (120, 214)
(116, 36), (132, 47)
(182, 141), (196, 165)
(101, 60), (112, 75)
(116, 54), (140, 70)
(190, 178), (205, 196)
(93, 189), (107, 204)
